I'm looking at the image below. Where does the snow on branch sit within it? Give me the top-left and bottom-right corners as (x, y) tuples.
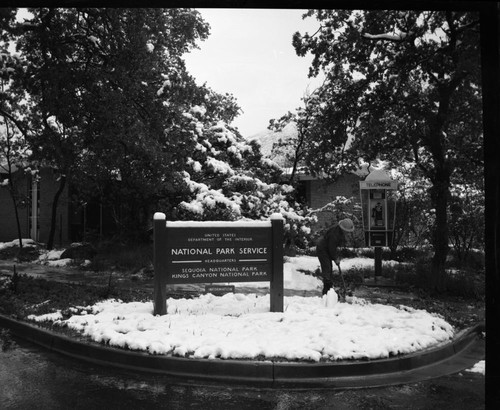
(363, 31), (408, 42)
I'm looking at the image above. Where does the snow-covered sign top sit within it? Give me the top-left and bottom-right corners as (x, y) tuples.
(365, 169), (392, 181)
(153, 212), (283, 228)
(360, 169), (398, 190)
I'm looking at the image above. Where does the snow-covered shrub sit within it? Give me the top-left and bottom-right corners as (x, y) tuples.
(166, 118), (315, 252)
(0, 275), (12, 293)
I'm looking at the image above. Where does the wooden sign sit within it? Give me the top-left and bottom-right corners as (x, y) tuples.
(165, 222), (272, 284)
(153, 214), (284, 315)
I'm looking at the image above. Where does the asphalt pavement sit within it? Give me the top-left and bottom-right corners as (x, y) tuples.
(0, 335), (488, 409)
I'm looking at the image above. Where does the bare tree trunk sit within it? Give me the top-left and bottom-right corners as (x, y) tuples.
(8, 179), (23, 251)
(288, 132), (304, 185)
(425, 82), (456, 292)
(430, 177), (450, 292)
(47, 175), (66, 250)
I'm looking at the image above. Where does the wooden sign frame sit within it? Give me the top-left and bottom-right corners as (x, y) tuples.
(153, 213), (284, 315)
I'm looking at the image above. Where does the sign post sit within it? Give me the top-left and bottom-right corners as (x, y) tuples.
(270, 214), (284, 312)
(153, 213), (168, 315)
(153, 213), (284, 315)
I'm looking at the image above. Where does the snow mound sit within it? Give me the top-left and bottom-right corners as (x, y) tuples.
(0, 239), (37, 251)
(37, 249), (65, 263)
(465, 360), (485, 375)
(46, 258), (73, 267)
(31, 294), (455, 362)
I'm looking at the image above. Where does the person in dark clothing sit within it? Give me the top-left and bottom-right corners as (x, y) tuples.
(316, 218), (354, 295)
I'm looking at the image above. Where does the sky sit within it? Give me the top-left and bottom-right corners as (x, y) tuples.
(183, 9), (325, 138)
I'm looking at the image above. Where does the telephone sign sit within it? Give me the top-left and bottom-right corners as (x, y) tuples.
(359, 169), (398, 247)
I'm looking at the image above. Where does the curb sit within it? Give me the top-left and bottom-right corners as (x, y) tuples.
(0, 314), (485, 388)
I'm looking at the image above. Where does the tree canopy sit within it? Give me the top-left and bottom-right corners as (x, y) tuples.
(283, 9), (483, 288)
(1, 8), (312, 249)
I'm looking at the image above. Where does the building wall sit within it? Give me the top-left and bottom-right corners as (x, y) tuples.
(306, 173), (363, 235)
(0, 174), (30, 242)
(37, 169), (69, 247)
(0, 169), (69, 246)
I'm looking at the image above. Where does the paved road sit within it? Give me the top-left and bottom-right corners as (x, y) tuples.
(0, 334), (487, 410)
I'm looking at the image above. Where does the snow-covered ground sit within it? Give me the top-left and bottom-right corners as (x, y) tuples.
(36, 249), (69, 266)
(465, 359), (485, 375)
(29, 292), (455, 362)
(235, 255), (403, 290)
(1, 239), (484, 371)
(0, 239), (87, 267)
(0, 238), (37, 251)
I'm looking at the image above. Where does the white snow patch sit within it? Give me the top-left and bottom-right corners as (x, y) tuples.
(0, 239), (37, 251)
(31, 294), (454, 362)
(323, 288), (339, 307)
(27, 310), (63, 322)
(465, 360), (485, 375)
(205, 157), (234, 175)
(46, 258), (73, 267)
(37, 249), (65, 263)
(231, 256), (404, 291)
(166, 220), (271, 228)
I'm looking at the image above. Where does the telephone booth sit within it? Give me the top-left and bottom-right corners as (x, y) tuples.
(359, 169), (398, 247)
